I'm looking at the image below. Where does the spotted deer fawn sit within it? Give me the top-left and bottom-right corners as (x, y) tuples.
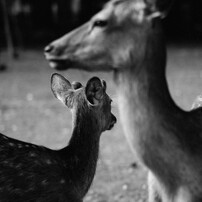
(44, 0), (202, 201)
(0, 73), (116, 201)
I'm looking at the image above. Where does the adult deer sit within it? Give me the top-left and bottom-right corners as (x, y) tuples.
(45, 0), (202, 201)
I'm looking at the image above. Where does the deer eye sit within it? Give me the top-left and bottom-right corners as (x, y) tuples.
(93, 20), (108, 27)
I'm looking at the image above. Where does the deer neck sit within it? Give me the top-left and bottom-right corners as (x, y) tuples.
(61, 106), (101, 197)
(114, 29), (179, 160)
(115, 29), (174, 108)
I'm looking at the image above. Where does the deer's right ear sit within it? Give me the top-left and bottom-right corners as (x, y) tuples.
(51, 73), (72, 105)
(85, 77), (105, 105)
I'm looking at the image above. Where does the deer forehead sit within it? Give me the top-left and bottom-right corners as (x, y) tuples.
(72, 88), (85, 99)
(65, 87), (84, 103)
(93, 3), (113, 21)
(71, 87), (104, 106)
(99, 0), (147, 24)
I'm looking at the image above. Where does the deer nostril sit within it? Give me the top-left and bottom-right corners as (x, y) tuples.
(44, 45), (53, 53)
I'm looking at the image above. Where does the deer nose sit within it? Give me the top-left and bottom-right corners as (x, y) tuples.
(108, 114), (117, 130)
(44, 45), (54, 53)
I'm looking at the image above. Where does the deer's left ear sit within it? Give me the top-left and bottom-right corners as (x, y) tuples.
(51, 73), (72, 105)
(144, 0), (174, 19)
(85, 77), (106, 105)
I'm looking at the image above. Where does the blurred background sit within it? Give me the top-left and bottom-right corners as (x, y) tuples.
(0, 1), (202, 202)
(0, 0), (202, 52)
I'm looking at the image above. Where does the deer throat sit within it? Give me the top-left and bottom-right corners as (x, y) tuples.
(114, 67), (177, 165)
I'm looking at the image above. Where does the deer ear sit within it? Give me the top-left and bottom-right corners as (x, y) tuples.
(51, 73), (72, 105)
(85, 77), (106, 105)
(144, 0), (174, 19)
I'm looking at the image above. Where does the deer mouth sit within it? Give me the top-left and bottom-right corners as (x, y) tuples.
(108, 124), (114, 130)
(45, 54), (115, 72)
(45, 54), (85, 71)
(107, 117), (117, 130)
(108, 122), (116, 130)
(46, 57), (72, 70)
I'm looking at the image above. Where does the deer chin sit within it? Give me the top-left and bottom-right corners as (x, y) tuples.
(48, 59), (84, 71)
(46, 54), (116, 72)
(107, 124), (115, 131)
(48, 59), (73, 70)
(107, 121), (116, 131)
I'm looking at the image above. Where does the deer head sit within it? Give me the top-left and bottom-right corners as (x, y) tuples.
(45, 0), (173, 71)
(51, 73), (116, 131)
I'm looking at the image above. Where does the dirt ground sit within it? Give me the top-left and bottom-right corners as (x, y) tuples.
(0, 45), (202, 202)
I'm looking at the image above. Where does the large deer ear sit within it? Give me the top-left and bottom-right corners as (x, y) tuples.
(144, 0), (174, 19)
(85, 77), (106, 105)
(51, 73), (72, 105)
